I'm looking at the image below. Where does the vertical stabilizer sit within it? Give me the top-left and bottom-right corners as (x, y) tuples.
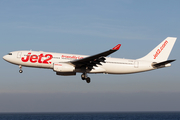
(138, 37), (177, 62)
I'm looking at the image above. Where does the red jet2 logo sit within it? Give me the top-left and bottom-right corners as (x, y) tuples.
(153, 40), (168, 59)
(21, 53), (53, 64)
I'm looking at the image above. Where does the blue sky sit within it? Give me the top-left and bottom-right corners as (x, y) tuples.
(0, 0), (180, 112)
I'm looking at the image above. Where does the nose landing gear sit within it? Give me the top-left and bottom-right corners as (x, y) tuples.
(81, 73), (91, 83)
(19, 65), (23, 73)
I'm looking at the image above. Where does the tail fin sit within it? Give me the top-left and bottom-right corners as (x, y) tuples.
(138, 37), (177, 62)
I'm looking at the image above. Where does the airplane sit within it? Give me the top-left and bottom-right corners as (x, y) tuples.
(3, 37), (176, 83)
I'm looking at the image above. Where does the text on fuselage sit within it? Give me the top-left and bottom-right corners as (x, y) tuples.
(21, 53), (53, 64)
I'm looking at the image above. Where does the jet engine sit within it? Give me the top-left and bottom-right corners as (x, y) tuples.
(53, 63), (75, 72)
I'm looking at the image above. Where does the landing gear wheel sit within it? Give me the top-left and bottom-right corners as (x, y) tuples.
(81, 74), (85, 80)
(19, 70), (23, 73)
(19, 65), (23, 73)
(81, 73), (91, 83)
(86, 77), (91, 83)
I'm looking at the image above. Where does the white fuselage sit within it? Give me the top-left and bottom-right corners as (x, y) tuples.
(2, 37), (176, 83)
(3, 50), (156, 74)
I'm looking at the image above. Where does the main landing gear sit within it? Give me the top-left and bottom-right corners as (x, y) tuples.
(19, 65), (23, 73)
(81, 73), (91, 83)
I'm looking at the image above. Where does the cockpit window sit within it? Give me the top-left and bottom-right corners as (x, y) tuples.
(8, 53), (12, 55)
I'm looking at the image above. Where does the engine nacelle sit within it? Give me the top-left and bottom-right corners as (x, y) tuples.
(53, 63), (75, 72)
(56, 72), (76, 76)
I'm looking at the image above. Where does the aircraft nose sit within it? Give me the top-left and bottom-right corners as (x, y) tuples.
(3, 55), (8, 61)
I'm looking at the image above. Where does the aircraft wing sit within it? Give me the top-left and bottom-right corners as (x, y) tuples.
(70, 44), (121, 69)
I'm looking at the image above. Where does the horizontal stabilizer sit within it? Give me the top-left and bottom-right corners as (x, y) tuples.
(152, 59), (176, 68)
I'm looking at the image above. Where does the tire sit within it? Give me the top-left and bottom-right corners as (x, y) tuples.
(81, 74), (85, 80)
(19, 70), (23, 73)
(86, 77), (91, 83)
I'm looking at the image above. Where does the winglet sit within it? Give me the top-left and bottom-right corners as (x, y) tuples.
(112, 44), (121, 50)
